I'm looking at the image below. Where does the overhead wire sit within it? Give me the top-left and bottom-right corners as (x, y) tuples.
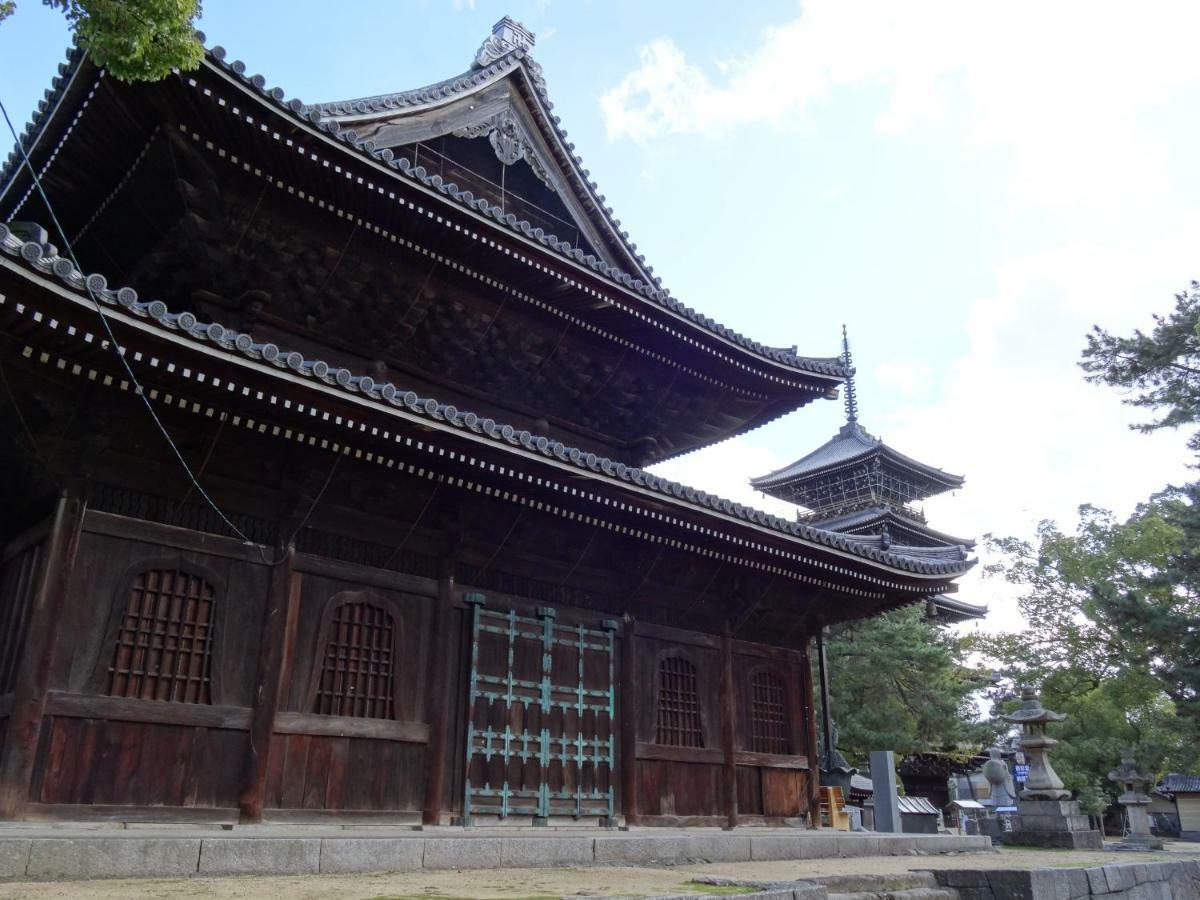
(1, 94), (254, 544)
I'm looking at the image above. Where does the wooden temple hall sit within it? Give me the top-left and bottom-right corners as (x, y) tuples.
(0, 19), (975, 828)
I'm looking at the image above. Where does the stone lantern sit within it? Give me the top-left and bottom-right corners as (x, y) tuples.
(1108, 749), (1163, 850)
(997, 686), (1103, 849)
(1002, 686), (1069, 800)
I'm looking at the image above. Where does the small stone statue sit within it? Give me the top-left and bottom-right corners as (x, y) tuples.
(1108, 748), (1163, 850)
(981, 747), (1015, 808)
(1001, 686), (1070, 800)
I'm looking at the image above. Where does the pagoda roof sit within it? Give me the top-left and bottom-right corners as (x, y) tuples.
(810, 505), (975, 549)
(0, 221), (976, 585)
(926, 594), (988, 624)
(0, 27), (848, 388)
(751, 421), (965, 493)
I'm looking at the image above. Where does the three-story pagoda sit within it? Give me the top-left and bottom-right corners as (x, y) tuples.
(751, 329), (984, 624)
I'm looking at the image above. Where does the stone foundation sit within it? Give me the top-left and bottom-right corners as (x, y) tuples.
(932, 859), (1200, 900)
(1001, 798), (1104, 850)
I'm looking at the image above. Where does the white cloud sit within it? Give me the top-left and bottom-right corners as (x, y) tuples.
(650, 223), (1200, 635)
(650, 439), (797, 521)
(601, 0), (1200, 205)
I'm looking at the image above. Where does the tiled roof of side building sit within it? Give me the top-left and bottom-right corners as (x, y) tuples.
(0, 31), (847, 385)
(1158, 774), (1200, 794)
(750, 421), (966, 490)
(0, 222), (975, 581)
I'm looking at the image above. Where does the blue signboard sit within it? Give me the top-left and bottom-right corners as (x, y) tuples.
(1014, 764), (1030, 783)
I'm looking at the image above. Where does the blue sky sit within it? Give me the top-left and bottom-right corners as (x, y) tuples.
(3, 1), (1198, 628)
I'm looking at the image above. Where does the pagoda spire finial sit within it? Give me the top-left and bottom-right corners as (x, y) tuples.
(841, 324), (859, 425)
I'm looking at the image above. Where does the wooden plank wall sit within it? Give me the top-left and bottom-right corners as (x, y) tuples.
(628, 622), (813, 826)
(8, 513), (441, 822)
(1, 510), (815, 826)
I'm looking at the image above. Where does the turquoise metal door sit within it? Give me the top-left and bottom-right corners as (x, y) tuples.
(463, 595), (617, 823)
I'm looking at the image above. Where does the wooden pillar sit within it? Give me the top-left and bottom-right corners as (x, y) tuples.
(239, 545), (302, 823)
(422, 552), (457, 825)
(815, 625), (832, 771)
(800, 637), (822, 827)
(720, 620), (738, 830)
(619, 616), (640, 826)
(0, 490), (86, 819)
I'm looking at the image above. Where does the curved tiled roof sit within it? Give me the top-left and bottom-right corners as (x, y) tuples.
(1158, 774), (1200, 794)
(0, 37), (847, 384)
(928, 594), (988, 620)
(750, 421), (965, 489)
(811, 505), (975, 549)
(0, 44), (86, 213)
(0, 223), (973, 581)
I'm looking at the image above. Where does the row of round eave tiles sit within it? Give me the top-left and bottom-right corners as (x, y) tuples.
(174, 121), (777, 403)
(0, 228), (969, 577)
(7, 303), (910, 599)
(200, 45), (843, 377)
(19, 337), (891, 602)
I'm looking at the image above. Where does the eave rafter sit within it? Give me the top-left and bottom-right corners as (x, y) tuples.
(0, 224), (975, 598)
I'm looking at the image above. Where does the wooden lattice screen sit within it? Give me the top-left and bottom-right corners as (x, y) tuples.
(750, 670), (790, 754)
(104, 567), (215, 704)
(313, 601), (396, 720)
(655, 655), (704, 747)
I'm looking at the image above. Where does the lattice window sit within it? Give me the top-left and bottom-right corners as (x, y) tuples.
(750, 670), (790, 754)
(104, 567), (215, 704)
(313, 601), (396, 720)
(655, 655), (703, 747)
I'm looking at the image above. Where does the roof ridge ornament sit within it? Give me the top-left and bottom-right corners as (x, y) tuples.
(474, 16), (536, 68)
(841, 323), (859, 425)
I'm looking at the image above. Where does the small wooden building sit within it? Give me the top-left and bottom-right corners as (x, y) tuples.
(0, 18), (973, 827)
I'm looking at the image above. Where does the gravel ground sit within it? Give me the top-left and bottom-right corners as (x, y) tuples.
(0, 843), (1197, 899)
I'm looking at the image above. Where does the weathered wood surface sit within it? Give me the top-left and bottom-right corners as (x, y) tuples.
(620, 619), (639, 824)
(239, 546), (301, 822)
(35, 716), (246, 807)
(45, 693), (251, 729)
(721, 622), (738, 828)
(0, 493), (85, 818)
(274, 712), (429, 743)
(422, 553), (457, 824)
(263, 733), (425, 812)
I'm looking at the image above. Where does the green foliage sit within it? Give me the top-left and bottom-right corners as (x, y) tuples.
(980, 283), (1200, 807)
(2, 1), (203, 82)
(1081, 280), (1200, 450)
(824, 605), (994, 764)
(981, 503), (1200, 804)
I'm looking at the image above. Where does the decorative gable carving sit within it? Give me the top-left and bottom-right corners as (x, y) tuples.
(452, 109), (552, 188)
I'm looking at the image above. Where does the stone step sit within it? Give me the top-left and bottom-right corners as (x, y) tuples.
(828, 890), (956, 900)
(807, 872), (939, 893)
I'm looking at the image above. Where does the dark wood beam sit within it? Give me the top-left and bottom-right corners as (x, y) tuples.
(238, 545), (302, 823)
(422, 551), (458, 825)
(720, 620), (738, 830)
(620, 616), (640, 826)
(0, 489), (86, 819)
(800, 637), (821, 827)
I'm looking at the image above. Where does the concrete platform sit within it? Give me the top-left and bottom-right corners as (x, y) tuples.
(0, 824), (993, 881)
